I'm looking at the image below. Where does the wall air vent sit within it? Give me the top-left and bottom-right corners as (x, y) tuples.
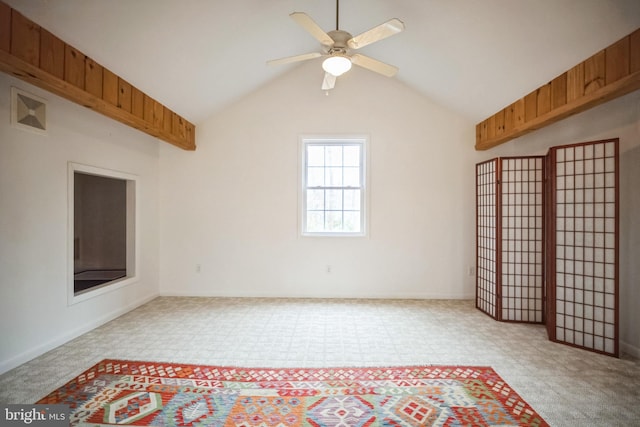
(11, 87), (47, 135)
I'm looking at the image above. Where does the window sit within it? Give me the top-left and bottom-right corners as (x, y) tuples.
(301, 136), (367, 236)
(68, 163), (138, 304)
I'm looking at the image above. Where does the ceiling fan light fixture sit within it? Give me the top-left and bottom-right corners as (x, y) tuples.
(322, 55), (352, 76)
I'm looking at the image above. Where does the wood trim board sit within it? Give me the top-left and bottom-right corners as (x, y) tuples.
(0, 2), (195, 150)
(476, 28), (640, 151)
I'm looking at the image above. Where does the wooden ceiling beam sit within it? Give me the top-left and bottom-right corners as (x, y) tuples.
(0, 2), (195, 150)
(476, 28), (640, 151)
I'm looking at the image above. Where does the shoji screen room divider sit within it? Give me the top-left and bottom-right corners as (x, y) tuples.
(476, 156), (545, 323)
(475, 139), (619, 357)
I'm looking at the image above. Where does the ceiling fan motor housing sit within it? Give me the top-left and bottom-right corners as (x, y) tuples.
(327, 30), (353, 51)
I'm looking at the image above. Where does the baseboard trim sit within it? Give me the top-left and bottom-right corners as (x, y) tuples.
(0, 292), (159, 375)
(159, 291), (476, 300)
(621, 340), (640, 358)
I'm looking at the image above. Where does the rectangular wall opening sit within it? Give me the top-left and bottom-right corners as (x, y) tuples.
(74, 172), (127, 292)
(68, 163), (138, 304)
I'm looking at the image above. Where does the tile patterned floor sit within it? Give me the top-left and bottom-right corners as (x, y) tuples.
(1, 297), (639, 426)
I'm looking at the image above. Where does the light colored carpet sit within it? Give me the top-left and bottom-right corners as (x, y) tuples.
(1, 297), (638, 426)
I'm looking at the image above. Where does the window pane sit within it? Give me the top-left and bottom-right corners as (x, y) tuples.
(343, 145), (360, 166)
(307, 190), (324, 210)
(307, 167), (324, 187)
(307, 146), (324, 166)
(344, 190), (360, 210)
(326, 146), (343, 166)
(307, 211), (324, 232)
(302, 139), (365, 235)
(343, 167), (360, 187)
(326, 167), (343, 187)
(326, 211), (343, 231)
(343, 211), (360, 232)
(326, 190), (343, 210)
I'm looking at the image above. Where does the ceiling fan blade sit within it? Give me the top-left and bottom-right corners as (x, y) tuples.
(267, 52), (322, 66)
(351, 54), (398, 77)
(347, 18), (405, 49)
(322, 72), (336, 90)
(290, 12), (334, 46)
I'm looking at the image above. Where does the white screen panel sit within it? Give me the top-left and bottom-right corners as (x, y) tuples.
(500, 157), (545, 323)
(551, 140), (618, 356)
(476, 159), (498, 318)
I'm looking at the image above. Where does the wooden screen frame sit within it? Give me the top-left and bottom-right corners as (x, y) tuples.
(545, 139), (619, 357)
(476, 159), (500, 319)
(476, 138), (620, 357)
(499, 156), (545, 323)
(475, 157), (545, 323)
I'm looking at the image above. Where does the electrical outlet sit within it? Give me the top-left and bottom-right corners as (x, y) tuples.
(196, 264), (201, 273)
(468, 266), (475, 276)
(326, 265), (332, 273)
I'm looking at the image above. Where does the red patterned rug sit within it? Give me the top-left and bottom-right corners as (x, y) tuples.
(37, 359), (548, 426)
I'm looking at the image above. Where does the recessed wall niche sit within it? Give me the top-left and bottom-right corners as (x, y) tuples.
(68, 163), (138, 304)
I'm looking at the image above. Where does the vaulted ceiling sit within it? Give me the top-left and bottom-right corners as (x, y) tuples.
(5, 0), (640, 125)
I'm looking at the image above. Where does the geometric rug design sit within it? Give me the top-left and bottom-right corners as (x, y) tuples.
(37, 359), (549, 426)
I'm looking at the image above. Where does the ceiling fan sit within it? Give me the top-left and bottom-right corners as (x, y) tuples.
(267, 0), (405, 91)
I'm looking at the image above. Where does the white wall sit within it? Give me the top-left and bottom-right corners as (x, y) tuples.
(478, 90), (640, 357)
(158, 61), (639, 356)
(0, 73), (161, 374)
(159, 62), (477, 300)
(0, 54), (636, 372)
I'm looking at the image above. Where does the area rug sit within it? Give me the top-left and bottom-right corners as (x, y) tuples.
(37, 359), (548, 426)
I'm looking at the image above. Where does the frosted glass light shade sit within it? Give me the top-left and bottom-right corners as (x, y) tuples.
(323, 55), (352, 76)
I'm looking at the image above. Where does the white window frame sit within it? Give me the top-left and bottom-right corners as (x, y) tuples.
(299, 135), (368, 237)
(67, 162), (139, 305)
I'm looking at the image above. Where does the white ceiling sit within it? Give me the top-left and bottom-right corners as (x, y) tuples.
(6, 0), (640, 124)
